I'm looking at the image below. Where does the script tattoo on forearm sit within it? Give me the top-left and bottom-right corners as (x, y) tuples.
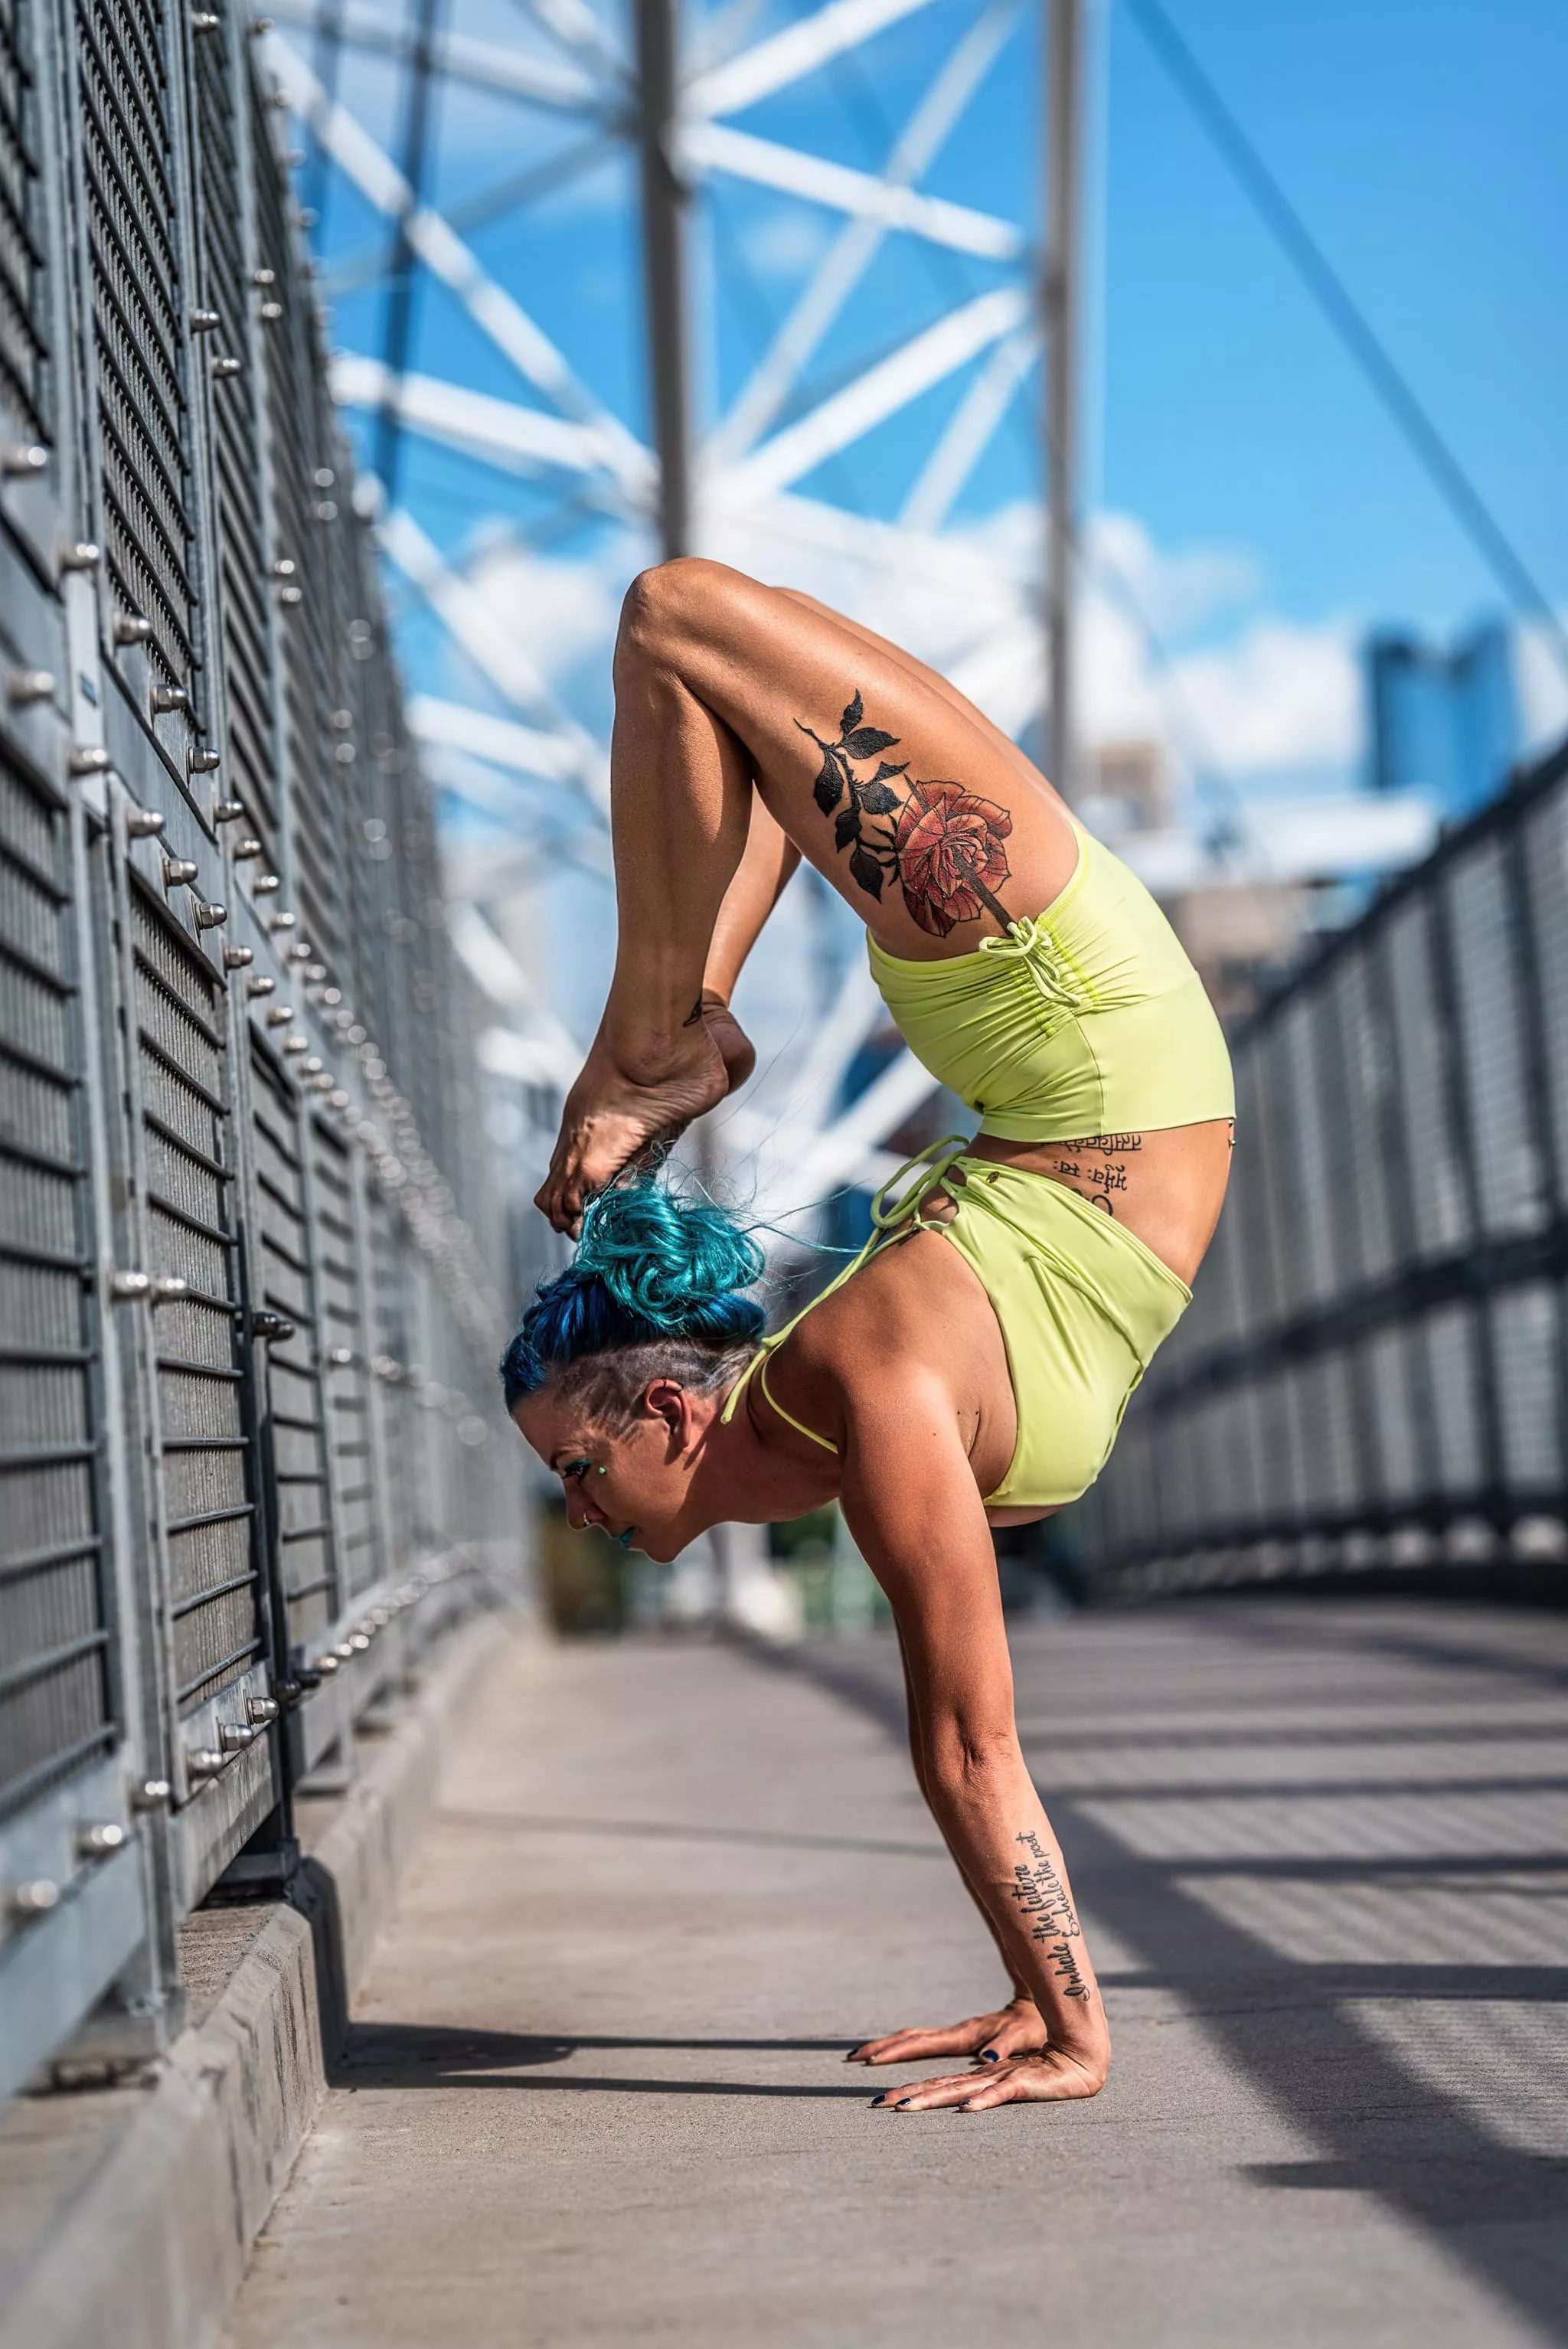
(1006, 1830), (1093, 2002)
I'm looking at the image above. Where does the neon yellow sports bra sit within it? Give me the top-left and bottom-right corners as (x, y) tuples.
(867, 827), (1234, 1142)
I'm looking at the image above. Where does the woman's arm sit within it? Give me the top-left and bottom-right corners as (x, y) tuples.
(839, 1374), (1110, 2111)
(846, 1625), (1048, 2071)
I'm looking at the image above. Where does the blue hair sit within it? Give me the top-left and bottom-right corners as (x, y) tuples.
(500, 1176), (766, 1410)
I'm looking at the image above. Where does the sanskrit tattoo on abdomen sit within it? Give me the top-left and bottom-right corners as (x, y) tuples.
(797, 690), (1014, 939)
(1007, 1829), (1093, 2002)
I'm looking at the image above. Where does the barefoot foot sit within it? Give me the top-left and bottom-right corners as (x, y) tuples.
(537, 1027), (728, 1234)
(699, 989), (756, 1094)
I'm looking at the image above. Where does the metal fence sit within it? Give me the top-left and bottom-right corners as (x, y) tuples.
(0, 0), (523, 2099)
(1076, 737), (1568, 1600)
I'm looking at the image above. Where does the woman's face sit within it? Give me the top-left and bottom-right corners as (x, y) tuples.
(511, 1377), (710, 1563)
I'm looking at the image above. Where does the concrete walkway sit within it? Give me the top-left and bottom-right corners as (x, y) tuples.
(225, 1600), (1568, 2349)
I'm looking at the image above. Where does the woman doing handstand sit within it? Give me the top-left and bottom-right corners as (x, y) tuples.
(505, 560), (1234, 2113)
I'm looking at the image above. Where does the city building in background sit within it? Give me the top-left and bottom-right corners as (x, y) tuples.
(1365, 619), (1520, 822)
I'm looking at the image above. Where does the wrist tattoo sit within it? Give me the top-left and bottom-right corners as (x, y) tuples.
(1007, 1830), (1092, 2002)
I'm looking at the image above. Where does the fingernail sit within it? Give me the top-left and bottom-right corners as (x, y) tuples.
(979, 2048), (1000, 2062)
(894, 2097), (911, 2109)
(957, 2101), (972, 2112)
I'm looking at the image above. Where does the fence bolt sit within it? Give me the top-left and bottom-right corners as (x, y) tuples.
(193, 900), (227, 930)
(189, 309), (220, 335)
(218, 1723), (259, 1753)
(212, 796), (245, 821)
(10, 1880), (61, 1918)
(232, 837), (263, 860)
(162, 857), (198, 888)
(246, 1697), (281, 1727)
(77, 1824), (127, 1859)
(225, 946), (255, 971)
(126, 807), (165, 838)
(130, 1780), (172, 1811)
(113, 613), (152, 645)
(1, 443), (47, 476)
(8, 668), (53, 705)
(211, 357), (242, 381)
(185, 1750), (230, 1780)
(252, 871), (280, 894)
(151, 683), (189, 713)
(265, 1003), (292, 1024)
(60, 541), (100, 570)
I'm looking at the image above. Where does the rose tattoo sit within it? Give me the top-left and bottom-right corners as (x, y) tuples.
(796, 691), (1014, 937)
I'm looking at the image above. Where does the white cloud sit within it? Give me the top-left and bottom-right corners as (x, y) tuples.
(1514, 616), (1568, 760)
(734, 206), (833, 282)
(462, 534), (627, 683)
(446, 497), (1363, 793)
(1087, 510), (1262, 637)
(1168, 616), (1361, 774)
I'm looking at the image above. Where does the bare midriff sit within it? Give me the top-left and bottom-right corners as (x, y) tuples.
(936, 1116), (1234, 1292)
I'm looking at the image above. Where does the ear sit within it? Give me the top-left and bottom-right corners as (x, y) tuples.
(642, 1377), (691, 1446)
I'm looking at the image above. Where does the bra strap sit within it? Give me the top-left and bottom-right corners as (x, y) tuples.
(717, 1133), (972, 1439)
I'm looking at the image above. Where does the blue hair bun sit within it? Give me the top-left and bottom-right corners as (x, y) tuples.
(573, 1178), (765, 1329)
(499, 1177), (766, 1406)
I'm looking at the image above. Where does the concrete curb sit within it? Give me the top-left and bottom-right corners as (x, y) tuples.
(0, 1610), (515, 2349)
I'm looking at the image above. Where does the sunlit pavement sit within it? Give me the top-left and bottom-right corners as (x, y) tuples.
(224, 1599), (1568, 2349)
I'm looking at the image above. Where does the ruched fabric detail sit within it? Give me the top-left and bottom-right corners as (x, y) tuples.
(867, 829), (1234, 1140)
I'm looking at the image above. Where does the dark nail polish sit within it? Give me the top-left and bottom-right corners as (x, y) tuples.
(980, 2048), (1000, 2062)
(895, 2097), (911, 2109)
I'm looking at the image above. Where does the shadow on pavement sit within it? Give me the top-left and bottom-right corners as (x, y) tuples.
(761, 1625), (1568, 2347)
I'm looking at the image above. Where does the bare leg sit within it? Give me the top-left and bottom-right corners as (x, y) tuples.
(848, 1629), (1048, 2070)
(537, 558), (1079, 1233)
(696, 793), (801, 1093)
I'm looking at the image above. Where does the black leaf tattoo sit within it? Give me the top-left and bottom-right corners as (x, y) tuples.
(848, 845), (884, 897)
(795, 691), (1014, 936)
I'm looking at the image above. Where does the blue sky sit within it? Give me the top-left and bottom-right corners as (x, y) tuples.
(293, 0), (1567, 1045)
(1096, 0), (1566, 633)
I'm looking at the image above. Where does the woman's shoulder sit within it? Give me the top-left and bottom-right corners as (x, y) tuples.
(795, 1222), (988, 1382)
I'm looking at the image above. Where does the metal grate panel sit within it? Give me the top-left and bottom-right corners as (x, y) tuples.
(1522, 779), (1568, 1207)
(1446, 841), (1544, 1238)
(194, 20), (277, 851)
(310, 1116), (378, 1595)
(0, 755), (111, 1816)
(78, 0), (198, 692)
(250, 70), (343, 964)
(1423, 1304), (1483, 1501)
(1490, 1284), (1561, 1494)
(0, 0), (50, 444)
(1384, 895), (1470, 1259)
(250, 1044), (338, 1646)
(131, 890), (259, 1706)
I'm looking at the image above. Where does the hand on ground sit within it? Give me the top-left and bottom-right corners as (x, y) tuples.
(872, 2043), (1109, 2113)
(847, 1995), (1047, 2068)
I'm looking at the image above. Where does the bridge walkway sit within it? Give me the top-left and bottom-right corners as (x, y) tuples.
(224, 1599), (1568, 2349)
